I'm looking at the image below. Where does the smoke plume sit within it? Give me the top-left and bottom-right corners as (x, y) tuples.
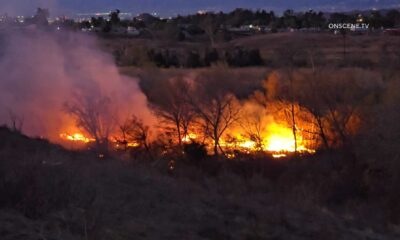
(0, 27), (155, 143)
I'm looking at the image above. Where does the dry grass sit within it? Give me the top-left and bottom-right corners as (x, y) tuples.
(1, 32), (400, 240)
(103, 32), (400, 68)
(1, 127), (400, 239)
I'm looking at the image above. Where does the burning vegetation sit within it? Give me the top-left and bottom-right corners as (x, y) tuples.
(59, 132), (94, 143)
(57, 67), (364, 160)
(0, 27), (370, 162)
(0, 27), (154, 148)
(2, 14), (400, 238)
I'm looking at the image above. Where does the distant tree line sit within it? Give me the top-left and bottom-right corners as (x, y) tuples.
(2, 7), (400, 33)
(115, 47), (263, 68)
(78, 8), (400, 35)
(172, 8), (400, 29)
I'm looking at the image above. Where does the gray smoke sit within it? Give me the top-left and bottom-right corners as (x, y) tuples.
(0, 27), (155, 142)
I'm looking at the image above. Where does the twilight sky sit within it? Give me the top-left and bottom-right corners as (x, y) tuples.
(0, 0), (399, 16)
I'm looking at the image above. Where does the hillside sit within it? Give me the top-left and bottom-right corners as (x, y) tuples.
(0, 126), (399, 240)
(101, 32), (400, 69)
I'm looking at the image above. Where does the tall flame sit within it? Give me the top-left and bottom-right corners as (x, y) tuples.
(263, 122), (310, 153)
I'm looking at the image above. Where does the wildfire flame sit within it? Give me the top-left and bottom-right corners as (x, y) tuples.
(263, 123), (311, 153)
(222, 122), (315, 158)
(60, 131), (141, 149)
(182, 133), (198, 143)
(59, 122), (315, 158)
(59, 132), (95, 143)
(127, 142), (140, 147)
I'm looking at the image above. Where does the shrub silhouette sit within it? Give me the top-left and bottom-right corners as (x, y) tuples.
(183, 142), (207, 164)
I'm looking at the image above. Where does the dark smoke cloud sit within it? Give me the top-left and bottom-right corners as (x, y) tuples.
(0, 27), (155, 142)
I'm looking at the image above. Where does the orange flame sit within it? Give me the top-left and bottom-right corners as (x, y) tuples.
(59, 132), (95, 143)
(263, 122), (312, 153)
(59, 119), (315, 159)
(182, 133), (198, 143)
(221, 122), (315, 158)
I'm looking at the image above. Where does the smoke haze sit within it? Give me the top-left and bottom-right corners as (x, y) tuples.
(0, 27), (154, 142)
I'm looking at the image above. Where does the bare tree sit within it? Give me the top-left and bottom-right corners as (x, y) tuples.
(199, 14), (220, 47)
(193, 94), (240, 156)
(115, 121), (130, 151)
(147, 77), (195, 148)
(187, 74), (240, 156)
(297, 87), (331, 149)
(253, 67), (323, 152)
(259, 72), (300, 153)
(8, 110), (24, 133)
(117, 115), (153, 159)
(310, 69), (366, 150)
(322, 83), (360, 149)
(64, 95), (113, 151)
(296, 52), (331, 149)
(239, 108), (266, 151)
(276, 46), (302, 153)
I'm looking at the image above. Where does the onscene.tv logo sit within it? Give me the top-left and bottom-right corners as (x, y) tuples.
(328, 23), (370, 30)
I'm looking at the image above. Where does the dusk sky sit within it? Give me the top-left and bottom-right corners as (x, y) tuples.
(0, 0), (399, 16)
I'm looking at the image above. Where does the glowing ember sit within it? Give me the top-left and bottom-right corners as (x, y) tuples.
(182, 133), (198, 143)
(59, 133), (95, 143)
(272, 154), (287, 158)
(127, 142), (140, 147)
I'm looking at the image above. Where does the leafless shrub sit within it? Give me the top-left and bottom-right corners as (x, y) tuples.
(239, 108), (266, 151)
(186, 72), (241, 155)
(64, 94), (114, 152)
(117, 115), (153, 160)
(147, 77), (195, 148)
(8, 110), (24, 133)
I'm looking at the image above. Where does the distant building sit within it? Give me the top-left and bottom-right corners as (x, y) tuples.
(299, 27), (322, 33)
(136, 13), (159, 25)
(111, 26), (127, 34)
(127, 26), (140, 36)
(227, 25), (255, 35)
(226, 24), (271, 35)
(384, 28), (400, 36)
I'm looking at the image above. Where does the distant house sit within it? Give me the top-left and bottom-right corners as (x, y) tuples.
(384, 28), (400, 36)
(299, 27), (322, 33)
(81, 26), (102, 32)
(127, 26), (140, 36)
(227, 25), (258, 36)
(111, 26), (127, 34)
(350, 27), (369, 35)
(136, 13), (159, 25)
